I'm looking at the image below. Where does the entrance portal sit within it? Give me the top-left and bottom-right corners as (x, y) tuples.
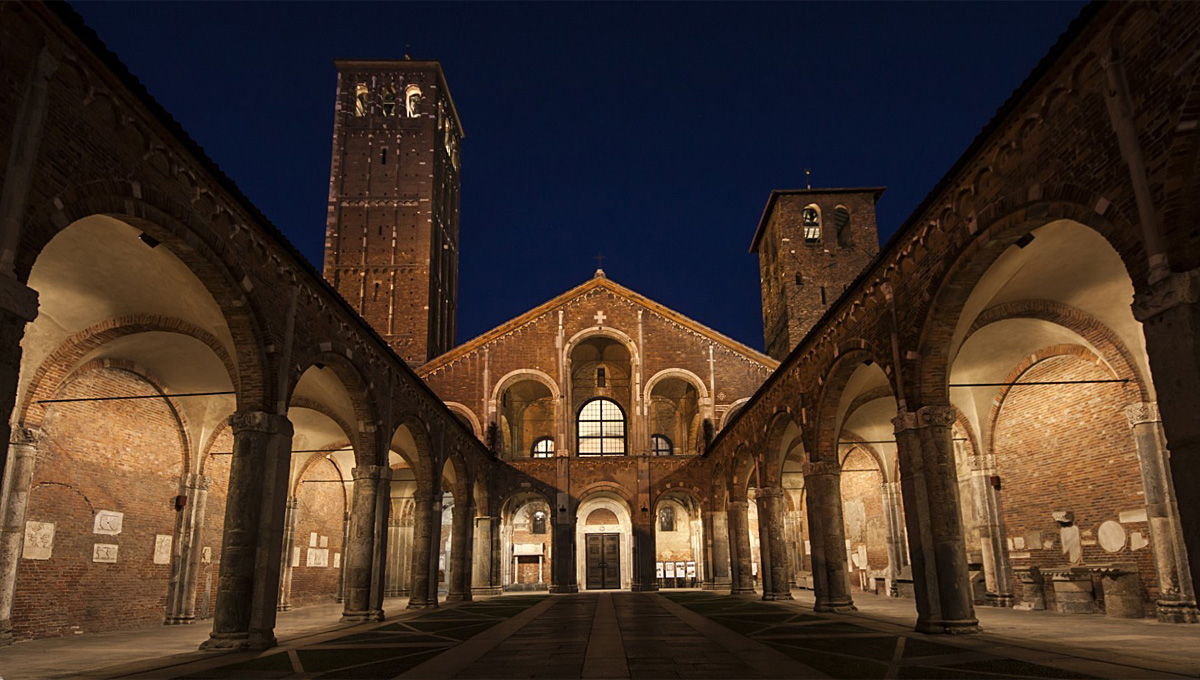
(585, 533), (621, 589)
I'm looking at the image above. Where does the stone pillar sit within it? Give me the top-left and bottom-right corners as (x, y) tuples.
(0, 278), (38, 508)
(276, 497), (299, 612)
(631, 518), (658, 591)
(167, 474), (210, 625)
(472, 515), (502, 596)
(1123, 402), (1198, 623)
(407, 489), (437, 609)
(756, 487), (793, 601)
(1134, 269), (1200, 606)
(342, 465), (387, 622)
(336, 512), (350, 603)
(804, 462), (855, 612)
(385, 500), (405, 597)
(727, 499), (755, 594)
(550, 499), (577, 593)
(447, 501), (473, 602)
(880, 481), (905, 595)
(0, 428), (38, 645)
(428, 494), (443, 604)
(965, 454), (1014, 607)
(201, 411), (293, 651)
(367, 469), (391, 620)
(893, 407), (979, 634)
(704, 509), (731, 590)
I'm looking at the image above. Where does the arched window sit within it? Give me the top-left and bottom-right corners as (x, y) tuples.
(381, 88), (397, 116)
(354, 84), (369, 117)
(651, 434), (673, 456)
(531, 437), (555, 458)
(834, 205), (851, 247)
(406, 85), (423, 117)
(577, 398), (626, 455)
(802, 205), (821, 245)
(660, 506), (675, 532)
(532, 510), (547, 534)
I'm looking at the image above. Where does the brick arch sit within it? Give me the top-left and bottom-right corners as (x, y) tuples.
(577, 481), (635, 508)
(912, 192), (1141, 408)
(763, 410), (803, 488)
(837, 432), (888, 483)
(291, 448), (350, 505)
(814, 342), (893, 465)
(289, 397), (359, 458)
(23, 181), (269, 410)
(842, 386), (896, 427)
(963, 298), (1148, 402)
(440, 452), (472, 506)
(18, 314), (237, 430)
(390, 414), (436, 487)
(199, 417), (233, 476)
(52, 356), (192, 475)
(985, 343), (1120, 456)
(289, 348), (381, 468)
(729, 444), (757, 501)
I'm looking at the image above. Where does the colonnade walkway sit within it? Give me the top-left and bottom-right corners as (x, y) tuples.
(1, 591), (1198, 679)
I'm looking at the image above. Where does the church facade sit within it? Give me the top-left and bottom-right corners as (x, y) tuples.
(0, 0), (1198, 655)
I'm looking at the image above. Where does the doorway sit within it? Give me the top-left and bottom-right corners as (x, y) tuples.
(585, 533), (621, 589)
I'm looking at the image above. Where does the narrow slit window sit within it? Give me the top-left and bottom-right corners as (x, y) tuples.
(596, 366), (607, 388)
(835, 206), (851, 247)
(381, 147), (388, 165)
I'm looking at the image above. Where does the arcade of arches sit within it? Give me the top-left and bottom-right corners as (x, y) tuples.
(2, 1), (1200, 671)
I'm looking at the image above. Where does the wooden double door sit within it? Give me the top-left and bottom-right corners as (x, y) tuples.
(585, 533), (621, 589)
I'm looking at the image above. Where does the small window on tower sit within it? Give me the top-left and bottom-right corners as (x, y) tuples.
(406, 85), (423, 117)
(596, 366), (607, 388)
(381, 147), (388, 165)
(382, 88), (397, 116)
(354, 84), (369, 117)
(834, 205), (851, 247)
(802, 205), (821, 245)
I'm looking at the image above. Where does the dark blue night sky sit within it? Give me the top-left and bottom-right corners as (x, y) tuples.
(69, 1), (1087, 352)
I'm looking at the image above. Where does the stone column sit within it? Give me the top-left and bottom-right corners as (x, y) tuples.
(367, 469), (391, 621)
(727, 499), (755, 594)
(756, 487), (793, 600)
(893, 407), (978, 634)
(965, 454), (1014, 607)
(880, 481), (904, 595)
(1124, 402), (1198, 622)
(385, 500), (405, 597)
(631, 518), (659, 591)
(336, 511), (350, 603)
(1134, 270), (1200, 606)
(447, 501), (473, 602)
(167, 474), (210, 625)
(550, 500), (578, 593)
(804, 462), (855, 612)
(0, 428), (38, 645)
(428, 494), (443, 604)
(0, 278), (38, 507)
(201, 411), (293, 651)
(342, 465), (387, 622)
(472, 515), (502, 596)
(276, 497), (299, 612)
(704, 509), (731, 590)
(407, 489), (437, 609)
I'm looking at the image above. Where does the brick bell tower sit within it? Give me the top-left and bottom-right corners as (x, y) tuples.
(323, 60), (463, 366)
(751, 187), (884, 361)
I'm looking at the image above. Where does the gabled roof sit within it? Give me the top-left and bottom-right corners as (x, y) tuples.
(419, 271), (779, 374)
(749, 187), (886, 253)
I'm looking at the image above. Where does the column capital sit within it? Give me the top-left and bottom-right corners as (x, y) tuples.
(351, 465), (391, 481)
(9, 426), (40, 447)
(727, 498), (750, 509)
(754, 486), (784, 499)
(806, 459), (840, 477)
(1132, 268), (1200, 321)
(892, 410), (919, 433)
(917, 404), (957, 428)
(228, 410), (291, 435)
(1123, 401), (1161, 427)
(185, 473), (211, 491)
(966, 452), (996, 473)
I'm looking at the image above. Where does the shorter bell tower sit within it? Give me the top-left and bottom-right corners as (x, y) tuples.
(751, 187), (884, 360)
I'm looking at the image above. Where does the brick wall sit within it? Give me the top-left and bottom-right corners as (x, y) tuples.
(14, 367), (184, 640)
(993, 354), (1157, 614)
(840, 448), (889, 585)
(289, 459), (346, 607)
(195, 440), (231, 620)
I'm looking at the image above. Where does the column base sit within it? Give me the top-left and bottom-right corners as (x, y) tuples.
(340, 610), (373, 623)
(703, 579), (731, 591)
(368, 609), (386, 622)
(1156, 600), (1200, 623)
(730, 587), (757, 595)
(814, 598), (856, 613)
(762, 592), (794, 601)
(985, 593), (1015, 608)
(276, 604), (292, 612)
(200, 632), (252, 651)
(445, 592), (472, 602)
(915, 618), (981, 635)
(549, 584), (579, 594)
(472, 586), (504, 596)
(164, 616), (197, 625)
(631, 583), (659, 592)
(406, 598), (436, 610)
(0, 619), (13, 647)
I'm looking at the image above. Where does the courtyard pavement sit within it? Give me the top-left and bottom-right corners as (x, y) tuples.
(0, 590), (1196, 679)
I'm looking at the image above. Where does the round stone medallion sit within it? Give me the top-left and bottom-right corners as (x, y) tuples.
(1098, 520), (1127, 553)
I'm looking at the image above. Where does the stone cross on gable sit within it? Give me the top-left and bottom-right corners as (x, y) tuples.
(594, 310), (607, 326)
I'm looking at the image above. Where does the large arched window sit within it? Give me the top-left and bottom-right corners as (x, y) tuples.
(577, 398), (626, 455)
(651, 434), (673, 456)
(531, 436), (555, 458)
